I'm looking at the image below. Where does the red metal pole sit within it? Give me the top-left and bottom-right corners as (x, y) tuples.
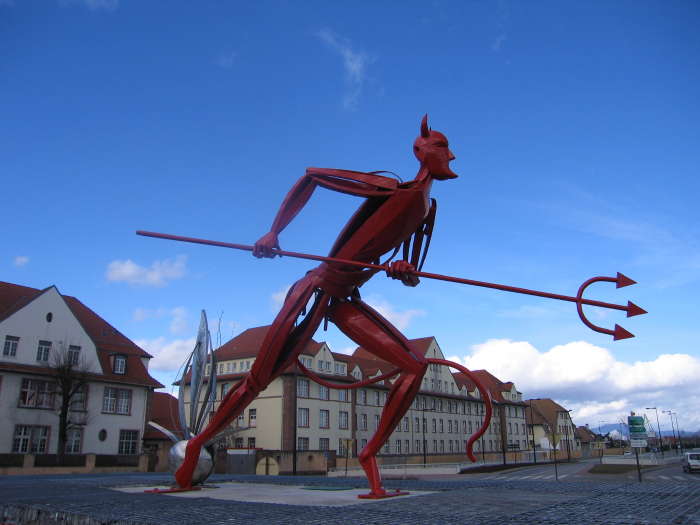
(136, 230), (633, 312)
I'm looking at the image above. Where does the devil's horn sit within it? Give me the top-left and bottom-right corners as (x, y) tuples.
(421, 114), (430, 138)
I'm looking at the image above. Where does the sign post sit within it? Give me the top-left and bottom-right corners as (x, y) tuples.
(628, 413), (647, 482)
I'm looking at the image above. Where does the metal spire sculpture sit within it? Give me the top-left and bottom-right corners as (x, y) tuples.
(147, 310), (218, 487)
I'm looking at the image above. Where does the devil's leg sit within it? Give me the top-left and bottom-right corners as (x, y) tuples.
(175, 275), (328, 488)
(329, 298), (427, 497)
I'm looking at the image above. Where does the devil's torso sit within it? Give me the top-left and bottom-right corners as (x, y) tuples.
(308, 178), (432, 297)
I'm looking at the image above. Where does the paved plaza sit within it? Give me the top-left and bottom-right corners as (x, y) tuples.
(1, 466), (699, 525)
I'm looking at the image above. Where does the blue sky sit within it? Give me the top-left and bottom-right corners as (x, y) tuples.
(3, 1), (699, 432)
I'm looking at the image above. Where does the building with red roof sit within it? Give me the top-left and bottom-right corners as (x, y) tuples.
(180, 324), (547, 464)
(0, 281), (163, 457)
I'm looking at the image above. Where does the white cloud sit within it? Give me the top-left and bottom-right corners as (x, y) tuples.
(271, 285), (291, 311)
(316, 28), (373, 110)
(13, 256), (29, 267)
(216, 51), (237, 69)
(136, 337), (195, 372)
(59, 0), (118, 11)
(364, 294), (425, 331)
(447, 338), (700, 430)
(106, 255), (187, 287)
(132, 306), (189, 335)
(336, 346), (356, 356)
(169, 306), (188, 335)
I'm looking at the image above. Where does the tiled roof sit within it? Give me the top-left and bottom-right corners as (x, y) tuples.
(179, 325), (356, 385)
(575, 425), (598, 443)
(455, 369), (524, 405)
(0, 281), (162, 389)
(352, 336), (434, 362)
(213, 325), (325, 361)
(524, 398), (571, 428)
(144, 392), (182, 441)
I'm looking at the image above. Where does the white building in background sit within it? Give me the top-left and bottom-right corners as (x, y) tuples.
(0, 281), (162, 456)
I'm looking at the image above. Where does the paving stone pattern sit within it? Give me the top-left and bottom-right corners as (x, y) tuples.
(1, 473), (699, 525)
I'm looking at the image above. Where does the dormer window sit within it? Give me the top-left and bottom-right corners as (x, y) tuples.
(113, 355), (127, 374)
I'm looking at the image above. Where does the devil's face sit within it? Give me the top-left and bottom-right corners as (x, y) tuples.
(413, 116), (458, 180)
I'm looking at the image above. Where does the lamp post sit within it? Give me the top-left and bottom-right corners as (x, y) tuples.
(528, 400), (537, 464)
(421, 401), (436, 467)
(672, 412), (684, 454)
(547, 423), (559, 481)
(598, 420), (607, 463)
(645, 407), (664, 458)
(663, 410), (678, 455)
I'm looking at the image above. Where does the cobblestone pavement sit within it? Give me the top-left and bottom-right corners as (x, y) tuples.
(1, 472), (699, 525)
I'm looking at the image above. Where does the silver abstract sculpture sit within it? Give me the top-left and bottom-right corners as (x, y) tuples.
(148, 310), (218, 485)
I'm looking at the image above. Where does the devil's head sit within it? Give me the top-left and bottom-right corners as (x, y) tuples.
(413, 114), (457, 180)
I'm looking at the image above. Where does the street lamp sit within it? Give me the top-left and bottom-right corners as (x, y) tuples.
(598, 420), (607, 463)
(645, 407), (664, 458)
(527, 400), (537, 464)
(663, 410), (678, 455)
(672, 412), (684, 454)
(419, 399), (436, 467)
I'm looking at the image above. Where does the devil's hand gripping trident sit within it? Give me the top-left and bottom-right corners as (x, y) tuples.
(138, 115), (645, 497)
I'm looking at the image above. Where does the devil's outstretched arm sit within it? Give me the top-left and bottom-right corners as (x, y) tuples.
(254, 168), (398, 258)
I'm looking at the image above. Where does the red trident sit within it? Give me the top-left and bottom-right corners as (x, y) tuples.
(136, 230), (647, 340)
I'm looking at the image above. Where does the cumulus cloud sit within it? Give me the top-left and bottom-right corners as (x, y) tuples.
(271, 285), (291, 311)
(132, 306), (190, 335)
(13, 256), (29, 267)
(316, 28), (373, 110)
(136, 337), (195, 372)
(106, 255), (187, 286)
(364, 295), (425, 331)
(447, 339), (700, 429)
(169, 306), (189, 335)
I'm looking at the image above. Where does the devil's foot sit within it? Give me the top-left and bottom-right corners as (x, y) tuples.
(170, 440), (214, 487)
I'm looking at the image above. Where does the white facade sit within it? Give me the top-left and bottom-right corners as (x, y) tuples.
(0, 283), (161, 456)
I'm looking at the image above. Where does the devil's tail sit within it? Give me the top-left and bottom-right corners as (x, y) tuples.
(426, 358), (493, 462)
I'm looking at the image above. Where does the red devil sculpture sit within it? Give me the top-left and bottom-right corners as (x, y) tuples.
(175, 115), (493, 498)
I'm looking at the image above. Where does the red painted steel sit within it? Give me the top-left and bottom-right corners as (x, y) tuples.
(137, 230), (646, 337)
(140, 115), (645, 497)
(167, 115), (475, 498)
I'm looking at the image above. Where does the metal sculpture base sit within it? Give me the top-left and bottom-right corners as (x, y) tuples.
(358, 489), (410, 499)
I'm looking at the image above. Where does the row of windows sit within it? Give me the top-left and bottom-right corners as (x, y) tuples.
(294, 380), (520, 420)
(297, 408), (349, 429)
(294, 437), (523, 456)
(298, 357), (348, 376)
(2, 336), (127, 374)
(11, 425), (139, 455)
(16, 378), (132, 415)
(3, 336), (81, 365)
(296, 379), (349, 401)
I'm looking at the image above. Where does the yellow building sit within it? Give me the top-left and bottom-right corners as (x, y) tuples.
(180, 326), (545, 465)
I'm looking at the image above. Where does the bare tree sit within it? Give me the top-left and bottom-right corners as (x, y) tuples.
(50, 342), (93, 463)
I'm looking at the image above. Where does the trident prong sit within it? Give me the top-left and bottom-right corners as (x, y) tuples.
(576, 273), (647, 340)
